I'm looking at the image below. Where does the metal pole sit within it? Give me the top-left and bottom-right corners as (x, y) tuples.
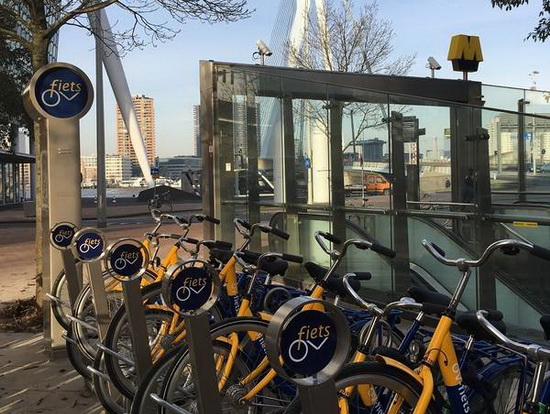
(121, 278), (153, 382)
(96, 27), (107, 228)
(518, 99), (527, 203)
(299, 381), (339, 414)
(184, 313), (222, 414)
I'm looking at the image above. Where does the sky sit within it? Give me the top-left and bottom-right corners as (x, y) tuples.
(56, 0), (550, 158)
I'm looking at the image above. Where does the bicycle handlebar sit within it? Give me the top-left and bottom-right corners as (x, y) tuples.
(476, 310), (550, 360)
(342, 273), (383, 316)
(315, 231), (396, 260)
(422, 238), (550, 270)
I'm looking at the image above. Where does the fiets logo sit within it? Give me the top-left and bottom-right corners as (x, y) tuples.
(54, 229), (73, 243)
(41, 79), (83, 108)
(79, 237), (101, 253)
(288, 324), (331, 362)
(176, 276), (207, 301)
(114, 251), (140, 270)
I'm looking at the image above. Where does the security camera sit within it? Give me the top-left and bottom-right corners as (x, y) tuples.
(427, 56), (441, 70)
(256, 39), (272, 56)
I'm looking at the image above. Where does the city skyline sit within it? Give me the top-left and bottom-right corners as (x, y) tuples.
(56, 0), (550, 158)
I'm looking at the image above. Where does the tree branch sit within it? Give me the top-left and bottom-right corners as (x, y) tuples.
(44, 0), (119, 39)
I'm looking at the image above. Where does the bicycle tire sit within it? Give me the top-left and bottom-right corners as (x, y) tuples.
(51, 263), (84, 330)
(285, 361), (440, 414)
(65, 324), (93, 381)
(468, 363), (525, 414)
(130, 343), (188, 414)
(92, 348), (132, 414)
(72, 269), (158, 361)
(160, 317), (294, 414)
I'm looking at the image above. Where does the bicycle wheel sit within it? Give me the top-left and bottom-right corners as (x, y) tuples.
(130, 343), (188, 414)
(65, 324), (93, 381)
(285, 361), (439, 414)
(103, 283), (225, 399)
(468, 363), (525, 414)
(161, 317), (295, 413)
(92, 348), (132, 414)
(104, 307), (183, 399)
(51, 263), (84, 330)
(72, 269), (157, 361)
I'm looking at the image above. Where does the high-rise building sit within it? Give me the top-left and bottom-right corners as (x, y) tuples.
(117, 95), (156, 175)
(193, 105), (201, 157)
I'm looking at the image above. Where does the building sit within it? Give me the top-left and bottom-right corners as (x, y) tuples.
(157, 155), (201, 180)
(116, 95), (156, 175)
(193, 105), (201, 157)
(357, 138), (385, 162)
(487, 112), (550, 167)
(80, 154), (132, 186)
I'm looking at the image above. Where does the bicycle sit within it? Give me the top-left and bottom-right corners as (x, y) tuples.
(147, 190), (172, 213)
(324, 238), (550, 414)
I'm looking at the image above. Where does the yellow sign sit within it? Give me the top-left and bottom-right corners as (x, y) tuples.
(512, 221), (538, 228)
(448, 35), (483, 73)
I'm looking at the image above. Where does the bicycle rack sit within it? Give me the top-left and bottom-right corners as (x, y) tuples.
(265, 296), (350, 414)
(70, 227), (110, 340)
(48, 222), (81, 308)
(145, 258), (222, 414)
(102, 238), (153, 382)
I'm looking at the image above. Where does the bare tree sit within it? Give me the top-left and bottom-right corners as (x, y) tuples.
(0, 0), (251, 307)
(285, 0), (415, 148)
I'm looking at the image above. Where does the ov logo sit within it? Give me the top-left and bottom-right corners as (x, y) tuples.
(41, 79), (82, 107)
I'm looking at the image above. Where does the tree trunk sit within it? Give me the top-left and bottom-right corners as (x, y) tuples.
(31, 36), (49, 309)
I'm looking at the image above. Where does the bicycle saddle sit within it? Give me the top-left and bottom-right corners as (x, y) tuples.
(406, 286), (450, 316)
(304, 261), (370, 298)
(456, 310), (506, 342)
(540, 314), (550, 340)
(209, 248), (234, 264)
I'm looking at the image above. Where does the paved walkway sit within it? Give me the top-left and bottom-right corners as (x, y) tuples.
(0, 201), (204, 413)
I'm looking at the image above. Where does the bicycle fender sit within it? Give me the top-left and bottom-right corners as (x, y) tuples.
(375, 355), (424, 385)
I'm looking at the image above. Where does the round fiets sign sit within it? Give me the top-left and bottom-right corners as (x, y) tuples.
(266, 297), (350, 386)
(280, 310), (337, 376)
(71, 228), (106, 262)
(25, 62), (93, 120)
(50, 222), (79, 250)
(162, 260), (219, 315)
(105, 239), (149, 281)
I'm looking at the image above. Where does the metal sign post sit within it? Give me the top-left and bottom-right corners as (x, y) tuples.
(48, 222), (81, 307)
(265, 296), (351, 414)
(22, 62), (93, 352)
(71, 228), (110, 341)
(104, 238), (152, 382)
(158, 259), (222, 414)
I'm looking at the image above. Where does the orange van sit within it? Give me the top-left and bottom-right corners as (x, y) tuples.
(364, 172), (391, 195)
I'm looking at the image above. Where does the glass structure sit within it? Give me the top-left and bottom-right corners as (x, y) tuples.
(200, 61), (550, 338)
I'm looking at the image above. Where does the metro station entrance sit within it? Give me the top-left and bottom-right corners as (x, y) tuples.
(200, 61), (550, 334)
